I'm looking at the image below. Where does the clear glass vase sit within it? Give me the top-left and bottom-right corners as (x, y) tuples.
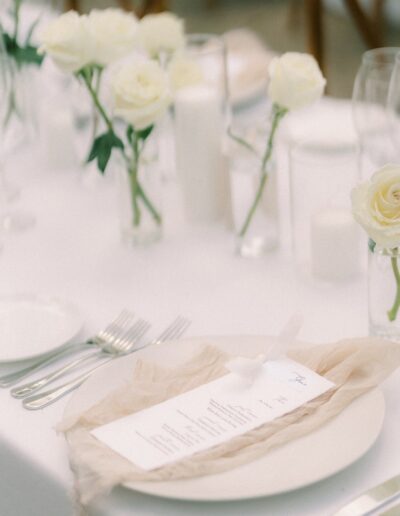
(229, 124), (279, 257)
(115, 135), (162, 246)
(368, 245), (400, 340)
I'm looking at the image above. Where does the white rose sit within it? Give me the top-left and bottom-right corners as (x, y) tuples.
(87, 9), (138, 66)
(168, 56), (203, 90)
(112, 60), (171, 130)
(38, 11), (91, 73)
(352, 164), (400, 249)
(137, 12), (184, 58)
(268, 52), (326, 110)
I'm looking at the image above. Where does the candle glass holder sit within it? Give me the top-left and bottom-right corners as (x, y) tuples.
(174, 33), (230, 225)
(115, 131), (162, 246)
(229, 122), (279, 257)
(289, 137), (361, 282)
(368, 245), (400, 340)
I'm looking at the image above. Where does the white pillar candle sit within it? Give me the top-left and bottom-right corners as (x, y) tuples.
(310, 208), (360, 281)
(174, 86), (224, 224)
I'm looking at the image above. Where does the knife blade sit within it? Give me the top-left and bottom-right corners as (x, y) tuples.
(333, 474), (400, 516)
(379, 501), (400, 516)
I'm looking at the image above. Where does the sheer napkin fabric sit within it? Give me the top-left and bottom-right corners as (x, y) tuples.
(58, 338), (400, 506)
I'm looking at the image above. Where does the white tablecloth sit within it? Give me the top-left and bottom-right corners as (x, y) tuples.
(0, 97), (399, 516)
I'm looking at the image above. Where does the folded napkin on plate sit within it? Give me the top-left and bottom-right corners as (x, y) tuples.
(59, 338), (400, 506)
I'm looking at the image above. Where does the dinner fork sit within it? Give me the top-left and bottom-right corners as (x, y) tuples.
(22, 316), (191, 410)
(0, 310), (135, 388)
(11, 318), (150, 399)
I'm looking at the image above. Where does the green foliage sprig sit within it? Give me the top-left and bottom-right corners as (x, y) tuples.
(2, 0), (43, 67)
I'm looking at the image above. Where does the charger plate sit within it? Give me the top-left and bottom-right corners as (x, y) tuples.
(64, 336), (385, 502)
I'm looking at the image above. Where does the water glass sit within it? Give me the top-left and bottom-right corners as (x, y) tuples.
(352, 47), (400, 177)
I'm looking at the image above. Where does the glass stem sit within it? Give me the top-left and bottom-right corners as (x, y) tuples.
(388, 255), (400, 322)
(238, 104), (287, 238)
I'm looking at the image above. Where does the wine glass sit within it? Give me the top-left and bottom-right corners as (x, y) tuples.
(0, 46), (35, 232)
(352, 47), (399, 177)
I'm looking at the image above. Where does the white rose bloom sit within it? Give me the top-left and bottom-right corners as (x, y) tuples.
(268, 52), (326, 110)
(137, 12), (184, 58)
(168, 56), (203, 90)
(87, 8), (138, 66)
(38, 11), (91, 73)
(352, 164), (400, 249)
(112, 60), (171, 130)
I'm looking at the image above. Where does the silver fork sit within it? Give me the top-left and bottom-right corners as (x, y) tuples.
(23, 319), (151, 410)
(11, 318), (150, 399)
(0, 310), (135, 388)
(22, 316), (191, 410)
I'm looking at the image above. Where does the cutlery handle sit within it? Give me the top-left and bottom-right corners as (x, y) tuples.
(11, 351), (102, 398)
(22, 357), (114, 410)
(0, 342), (89, 388)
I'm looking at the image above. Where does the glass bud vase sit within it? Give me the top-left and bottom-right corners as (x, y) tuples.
(115, 133), (163, 246)
(229, 125), (279, 257)
(368, 244), (400, 340)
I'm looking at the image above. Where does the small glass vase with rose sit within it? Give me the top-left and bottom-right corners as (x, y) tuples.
(352, 164), (400, 338)
(229, 52), (326, 257)
(39, 10), (172, 245)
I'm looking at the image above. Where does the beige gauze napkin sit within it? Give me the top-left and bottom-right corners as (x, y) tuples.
(58, 337), (400, 506)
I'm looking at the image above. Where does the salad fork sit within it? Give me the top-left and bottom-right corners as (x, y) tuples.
(11, 318), (150, 399)
(0, 310), (135, 388)
(22, 315), (191, 410)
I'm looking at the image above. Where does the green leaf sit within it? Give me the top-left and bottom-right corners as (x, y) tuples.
(15, 45), (43, 66)
(368, 239), (376, 253)
(137, 125), (154, 142)
(87, 131), (124, 173)
(2, 33), (43, 66)
(3, 32), (16, 54)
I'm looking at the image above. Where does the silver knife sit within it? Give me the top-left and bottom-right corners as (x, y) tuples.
(333, 474), (400, 516)
(379, 502), (400, 515)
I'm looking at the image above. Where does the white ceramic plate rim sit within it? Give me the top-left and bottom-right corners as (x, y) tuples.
(0, 293), (83, 363)
(65, 335), (385, 502)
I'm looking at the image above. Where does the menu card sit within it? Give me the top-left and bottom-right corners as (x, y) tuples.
(91, 358), (334, 471)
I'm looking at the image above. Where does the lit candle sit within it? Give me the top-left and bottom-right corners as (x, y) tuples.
(174, 86), (224, 224)
(310, 208), (360, 281)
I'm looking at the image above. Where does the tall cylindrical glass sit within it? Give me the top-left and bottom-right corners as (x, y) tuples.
(387, 51), (400, 152)
(173, 34), (230, 225)
(352, 47), (399, 178)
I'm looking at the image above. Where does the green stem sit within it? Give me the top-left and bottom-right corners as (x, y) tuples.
(238, 104), (288, 238)
(129, 133), (141, 227)
(91, 67), (102, 141)
(127, 131), (162, 227)
(387, 255), (400, 321)
(227, 126), (258, 157)
(80, 68), (113, 133)
(137, 183), (162, 225)
(13, 0), (22, 44)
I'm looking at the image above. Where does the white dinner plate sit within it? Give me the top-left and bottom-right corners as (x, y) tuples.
(65, 336), (385, 502)
(0, 294), (83, 362)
